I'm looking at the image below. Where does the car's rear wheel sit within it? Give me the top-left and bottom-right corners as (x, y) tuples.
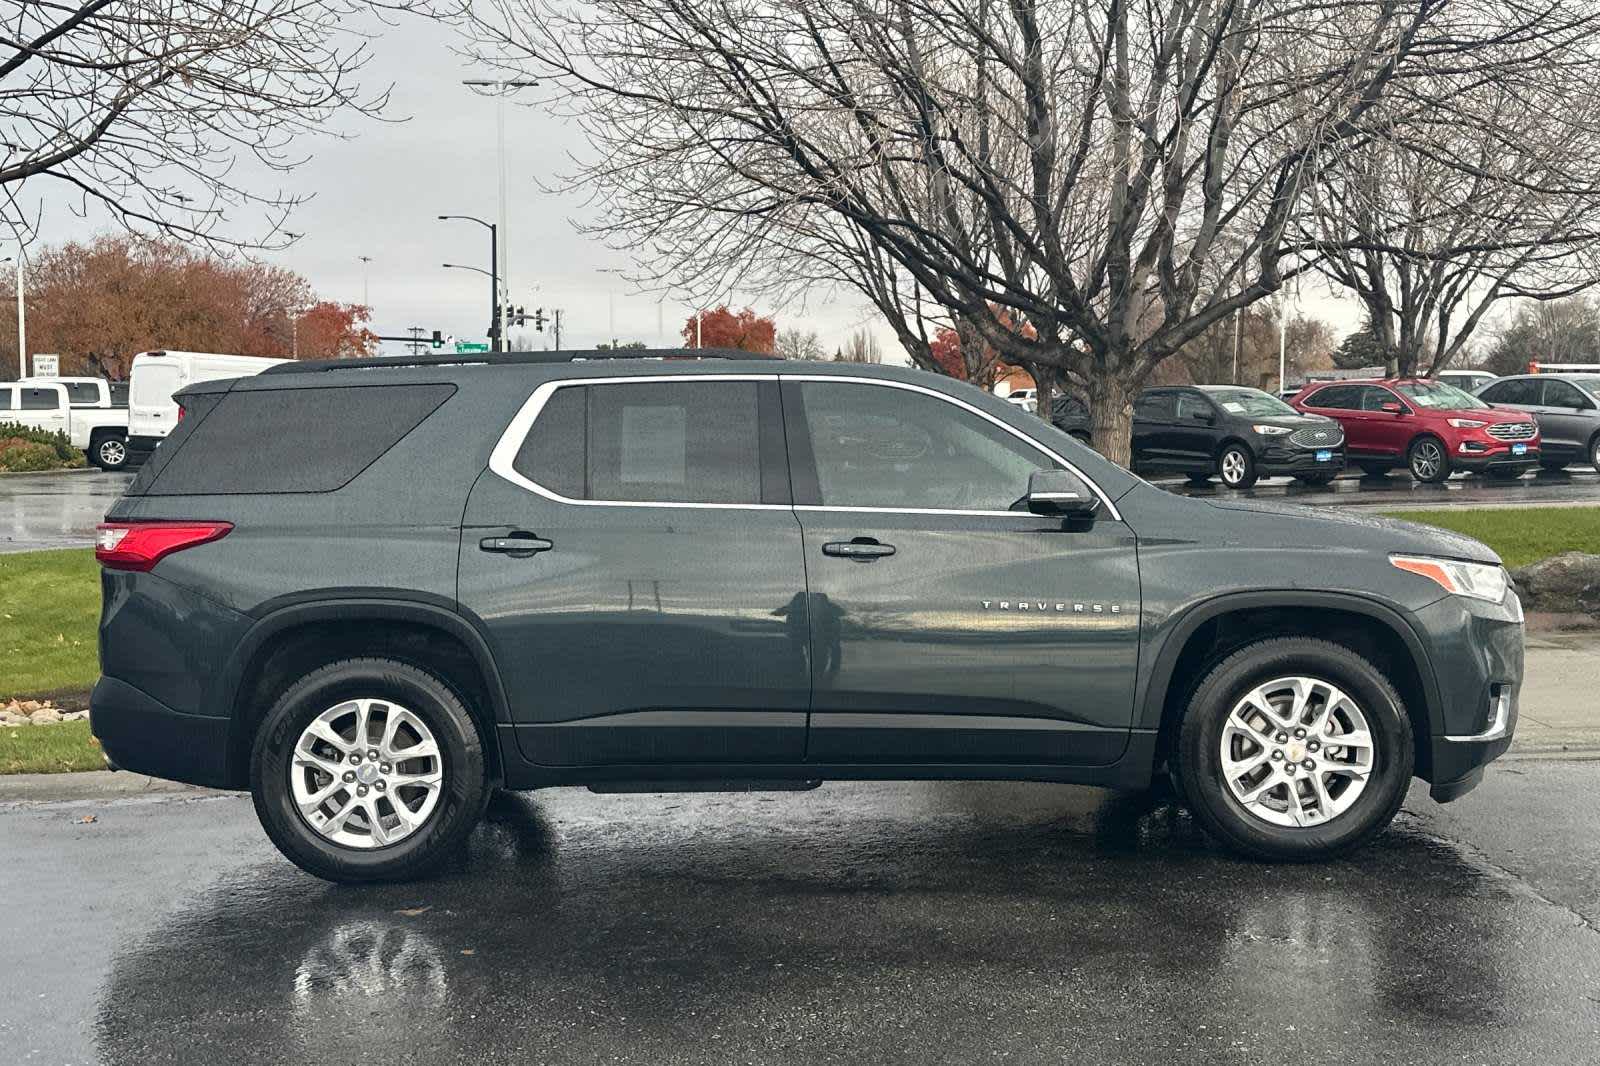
(250, 658), (488, 883)
(1217, 444), (1258, 489)
(1407, 436), (1450, 483)
(1590, 434), (1600, 473)
(1173, 638), (1412, 861)
(93, 434), (128, 471)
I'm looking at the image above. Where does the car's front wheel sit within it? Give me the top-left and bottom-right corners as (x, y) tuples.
(1217, 444), (1259, 489)
(92, 434), (129, 471)
(1407, 436), (1450, 483)
(1590, 434), (1600, 473)
(250, 658), (489, 883)
(1173, 638), (1413, 861)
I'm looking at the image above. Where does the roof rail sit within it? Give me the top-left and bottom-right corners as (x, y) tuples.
(260, 347), (781, 376)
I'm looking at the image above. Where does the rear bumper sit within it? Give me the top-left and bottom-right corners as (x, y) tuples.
(91, 676), (236, 788)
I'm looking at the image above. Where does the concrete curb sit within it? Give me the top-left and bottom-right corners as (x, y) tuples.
(0, 466), (97, 478)
(0, 770), (227, 805)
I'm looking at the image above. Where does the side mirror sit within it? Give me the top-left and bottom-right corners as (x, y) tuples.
(1380, 401), (1405, 414)
(1026, 469), (1099, 519)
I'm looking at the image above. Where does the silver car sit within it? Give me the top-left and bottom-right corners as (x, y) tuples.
(1477, 373), (1600, 472)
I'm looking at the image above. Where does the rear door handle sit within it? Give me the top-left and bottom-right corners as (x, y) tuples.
(823, 539), (895, 560)
(479, 533), (553, 555)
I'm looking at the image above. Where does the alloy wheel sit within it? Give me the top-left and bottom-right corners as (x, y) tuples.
(289, 698), (444, 849)
(1410, 440), (1444, 481)
(98, 439), (127, 467)
(1220, 449), (1248, 486)
(1218, 675), (1374, 828)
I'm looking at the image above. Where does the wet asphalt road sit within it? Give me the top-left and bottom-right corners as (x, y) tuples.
(5, 766), (1600, 1065)
(2, 466), (1599, 555)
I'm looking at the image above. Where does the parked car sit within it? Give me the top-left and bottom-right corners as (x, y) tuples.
(128, 350), (288, 463)
(92, 351), (1521, 881)
(1476, 373), (1600, 473)
(1292, 378), (1539, 483)
(0, 380), (132, 469)
(1002, 387), (1037, 413)
(1049, 392), (1092, 443)
(20, 375), (127, 410)
(1130, 385), (1345, 489)
(1436, 369), (1497, 395)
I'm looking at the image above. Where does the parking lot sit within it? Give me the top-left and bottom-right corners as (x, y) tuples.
(6, 765), (1600, 1066)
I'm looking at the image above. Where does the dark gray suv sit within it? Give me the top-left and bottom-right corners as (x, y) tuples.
(1477, 373), (1600, 472)
(92, 351), (1523, 882)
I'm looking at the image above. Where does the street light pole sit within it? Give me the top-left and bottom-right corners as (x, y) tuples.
(461, 78), (537, 339)
(12, 254), (24, 378)
(439, 215), (500, 352)
(359, 256), (373, 312)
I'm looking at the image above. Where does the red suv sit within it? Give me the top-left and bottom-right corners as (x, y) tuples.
(1291, 378), (1540, 483)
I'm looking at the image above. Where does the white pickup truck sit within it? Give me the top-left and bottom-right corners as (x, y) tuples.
(0, 379), (133, 469)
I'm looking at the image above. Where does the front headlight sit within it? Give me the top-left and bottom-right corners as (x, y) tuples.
(1447, 418), (1487, 429)
(1391, 554), (1509, 603)
(1253, 424), (1293, 436)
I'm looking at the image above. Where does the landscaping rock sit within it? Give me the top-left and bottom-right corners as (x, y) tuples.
(29, 708), (61, 725)
(1512, 552), (1600, 617)
(19, 700), (40, 713)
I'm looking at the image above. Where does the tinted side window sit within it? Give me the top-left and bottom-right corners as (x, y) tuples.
(0, 388), (10, 411)
(145, 383), (455, 495)
(1359, 387), (1398, 412)
(1304, 385), (1357, 410)
(1175, 393), (1213, 420)
(63, 382), (99, 404)
(19, 388), (61, 411)
(589, 381), (761, 504)
(1135, 392), (1176, 420)
(798, 381), (1059, 511)
(109, 382), (129, 406)
(513, 385), (586, 499)
(1544, 380), (1591, 408)
(1483, 378), (1538, 405)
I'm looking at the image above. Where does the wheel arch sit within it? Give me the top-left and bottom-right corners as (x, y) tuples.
(1140, 591), (1441, 779)
(218, 599), (510, 789)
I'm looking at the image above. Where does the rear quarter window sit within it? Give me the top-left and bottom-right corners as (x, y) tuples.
(141, 383), (455, 495)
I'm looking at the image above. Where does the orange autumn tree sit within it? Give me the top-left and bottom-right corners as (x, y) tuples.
(294, 301), (378, 360)
(682, 305), (776, 353)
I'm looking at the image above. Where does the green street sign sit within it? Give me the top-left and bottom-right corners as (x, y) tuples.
(455, 341), (490, 353)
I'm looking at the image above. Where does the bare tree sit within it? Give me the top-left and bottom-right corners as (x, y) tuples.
(774, 326), (827, 360)
(463, 0), (1595, 461)
(0, 1), (453, 249)
(837, 328), (883, 364)
(1308, 64), (1600, 377)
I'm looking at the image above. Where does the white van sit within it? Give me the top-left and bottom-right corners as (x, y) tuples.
(128, 351), (288, 459)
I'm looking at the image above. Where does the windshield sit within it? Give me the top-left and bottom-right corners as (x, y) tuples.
(1206, 388), (1298, 417)
(1396, 380), (1488, 410)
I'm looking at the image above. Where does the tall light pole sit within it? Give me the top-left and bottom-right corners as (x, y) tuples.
(5, 254), (24, 378)
(358, 255), (373, 312)
(461, 79), (537, 325)
(439, 215), (500, 351)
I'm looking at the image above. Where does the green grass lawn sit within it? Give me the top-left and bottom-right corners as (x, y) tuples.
(1380, 507), (1600, 569)
(0, 548), (100, 698)
(0, 720), (102, 774)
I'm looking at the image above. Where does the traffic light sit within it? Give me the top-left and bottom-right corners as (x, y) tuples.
(533, 308), (547, 332)
(509, 306), (528, 327)
(430, 330), (444, 349)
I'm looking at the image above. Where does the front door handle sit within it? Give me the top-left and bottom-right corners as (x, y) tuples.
(823, 539), (896, 560)
(479, 533), (553, 556)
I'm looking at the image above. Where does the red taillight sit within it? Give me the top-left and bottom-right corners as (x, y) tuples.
(176, 405), (186, 422)
(95, 522), (232, 572)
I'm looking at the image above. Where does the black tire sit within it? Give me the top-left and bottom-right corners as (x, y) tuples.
(1590, 434), (1600, 474)
(1216, 443), (1259, 489)
(1485, 467), (1524, 481)
(1539, 458), (1570, 472)
(1172, 637), (1413, 862)
(1185, 472), (1213, 486)
(91, 432), (129, 471)
(1358, 463), (1391, 479)
(1294, 472), (1337, 486)
(250, 658), (489, 883)
(1407, 435), (1450, 483)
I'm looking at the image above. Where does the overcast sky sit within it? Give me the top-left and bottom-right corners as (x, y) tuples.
(25, 9), (1364, 362)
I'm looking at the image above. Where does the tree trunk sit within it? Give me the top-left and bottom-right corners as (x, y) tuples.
(1084, 374), (1139, 468)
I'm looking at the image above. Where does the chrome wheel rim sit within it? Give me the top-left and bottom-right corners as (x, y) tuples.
(99, 439), (126, 466)
(1411, 441), (1443, 480)
(290, 698), (444, 849)
(1220, 450), (1248, 485)
(1219, 676), (1375, 828)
